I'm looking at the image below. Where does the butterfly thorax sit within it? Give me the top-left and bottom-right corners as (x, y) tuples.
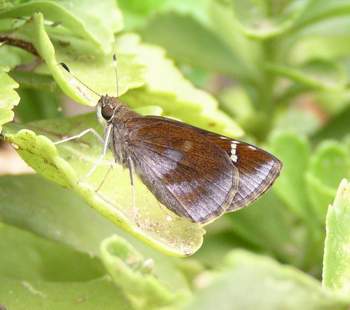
(97, 95), (139, 166)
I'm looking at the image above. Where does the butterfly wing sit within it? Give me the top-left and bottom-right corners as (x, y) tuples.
(128, 116), (282, 213)
(125, 117), (239, 223)
(192, 132), (282, 212)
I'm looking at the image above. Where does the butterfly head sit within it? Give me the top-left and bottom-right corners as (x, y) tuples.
(97, 95), (122, 125)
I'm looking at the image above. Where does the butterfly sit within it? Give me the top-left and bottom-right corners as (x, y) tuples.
(97, 94), (282, 224)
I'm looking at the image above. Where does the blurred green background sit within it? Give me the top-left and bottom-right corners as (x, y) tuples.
(1, 0), (350, 309)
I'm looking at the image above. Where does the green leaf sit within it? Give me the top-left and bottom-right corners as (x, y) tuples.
(268, 132), (326, 270)
(219, 86), (274, 138)
(15, 88), (62, 122)
(0, 277), (133, 310)
(0, 174), (191, 292)
(206, 0), (261, 81)
(0, 0), (123, 53)
(292, 1), (350, 34)
(0, 222), (104, 281)
(0, 67), (20, 132)
(101, 235), (186, 309)
(140, 12), (249, 78)
(313, 106), (350, 143)
(133, 105), (163, 116)
(231, 0), (307, 39)
(265, 60), (347, 92)
(193, 230), (253, 268)
(0, 44), (34, 69)
(323, 179), (350, 295)
(0, 174), (116, 255)
(118, 33), (243, 137)
(309, 142), (350, 188)
(306, 141), (350, 223)
(0, 221), (131, 308)
(2, 114), (205, 257)
(10, 71), (57, 92)
(219, 86), (255, 124)
(185, 250), (350, 310)
(289, 24), (350, 65)
(227, 191), (304, 265)
(118, 0), (165, 16)
(139, 0), (261, 82)
(25, 13), (144, 106)
(274, 104), (322, 137)
(269, 131), (312, 220)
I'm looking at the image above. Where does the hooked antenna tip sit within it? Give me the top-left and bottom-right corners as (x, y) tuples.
(60, 62), (70, 72)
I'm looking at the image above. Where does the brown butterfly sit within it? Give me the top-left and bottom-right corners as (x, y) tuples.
(97, 95), (282, 224)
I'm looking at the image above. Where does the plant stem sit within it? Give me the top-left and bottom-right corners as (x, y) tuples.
(255, 39), (277, 140)
(0, 35), (38, 56)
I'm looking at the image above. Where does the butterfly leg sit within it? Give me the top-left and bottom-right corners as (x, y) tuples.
(54, 128), (104, 145)
(85, 125), (113, 178)
(127, 156), (139, 224)
(94, 162), (115, 192)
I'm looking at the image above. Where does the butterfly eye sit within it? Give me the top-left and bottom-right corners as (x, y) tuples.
(101, 104), (114, 121)
(96, 104), (107, 126)
(97, 96), (115, 121)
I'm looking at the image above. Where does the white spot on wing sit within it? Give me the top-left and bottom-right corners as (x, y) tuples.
(182, 140), (193, 152)
(230, 141), (238, 163)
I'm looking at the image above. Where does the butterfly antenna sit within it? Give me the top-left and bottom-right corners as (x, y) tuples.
(113, 54), (119, 97)
(59, 62), (101, 97)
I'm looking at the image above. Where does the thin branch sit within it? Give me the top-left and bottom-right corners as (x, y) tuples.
(0, 35), (39, 56)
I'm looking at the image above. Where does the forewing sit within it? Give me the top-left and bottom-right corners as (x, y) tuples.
(129, 116), (282, 213)
(126, 117), (238, 223)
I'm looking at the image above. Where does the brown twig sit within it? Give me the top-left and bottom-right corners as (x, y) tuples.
(0, 35), (39, 56)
